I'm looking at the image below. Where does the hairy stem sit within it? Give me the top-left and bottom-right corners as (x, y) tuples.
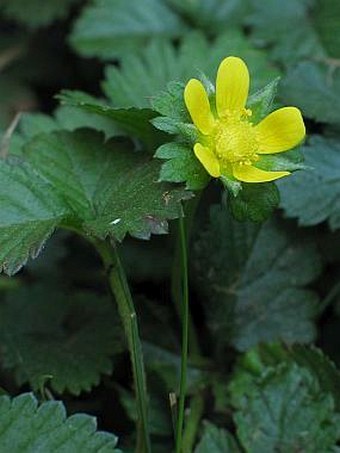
(93, 239), (151, 453)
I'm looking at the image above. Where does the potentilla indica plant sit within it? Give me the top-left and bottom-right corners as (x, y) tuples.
(1, 51), (323, 453)
(153, 56), (306, 452)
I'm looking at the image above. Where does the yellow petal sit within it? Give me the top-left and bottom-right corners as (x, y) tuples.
(194, 143), (220, 177)
(256, 107), (305, 154)
(184, 79), (215, 135)
(216, 56), (250, 117)
(232, 163), (290, 183)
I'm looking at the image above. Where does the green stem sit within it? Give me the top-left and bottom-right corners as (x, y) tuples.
(182, 394), (204, 452)
(171, 196), (201, 356)
(176, 212), (189, 453)
(93, 239), (151, 453)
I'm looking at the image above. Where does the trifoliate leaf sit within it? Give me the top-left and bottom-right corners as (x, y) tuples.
(193, 206), (322, 351)
(155, 143), (210, 190)
(0, 285), (124, 395)
(280, 61), (340, 125)
(69, 0), (185, 60)
(279, 136), (340, 230)
(0, 393), (121, 451)
(102, 30), (280, 109)
(58, 90), (157, 145)
(0, 129), (190, 274)
(246, 0), (325, 65)
(0, 0), (79, 28)
(232, 362), (340, 452)
(195, 422), (241, 453)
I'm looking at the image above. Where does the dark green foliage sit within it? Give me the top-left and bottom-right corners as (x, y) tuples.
(194, 206), (321, 351)
(0, 285), (124, 395)
(1, 1), (340, 451)
(0, 393), (121, 451)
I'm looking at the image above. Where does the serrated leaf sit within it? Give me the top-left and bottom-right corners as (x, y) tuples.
(155, 143), (210, 190)
(168, 0), (249, 32)
(226, 182), (280, 223)
(279, 136), (340, 230)
(0, 285), (123, 395)
(58, 90), (157, 145)
(0, 157), (68, 275)
(0, 393), (121, 451)
(195, 422), (240, 453)
(229, 344), (340, 452)
(280, 61), (340, 125)
(102, 30), (280, 109)
(193, 206), (322, 351)
(69, 0), (185, 60)
(232, 362), (340, 452)
(0, 129), (190, 274)
(0, 0), (79, 28)
(246, 0), (325, 65)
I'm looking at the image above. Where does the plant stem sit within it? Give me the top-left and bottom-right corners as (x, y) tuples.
(171, 196), (201, 356)
(176, 211), (189, 453)
(93, 239), (151, 453)
(182, 394), (204, 452)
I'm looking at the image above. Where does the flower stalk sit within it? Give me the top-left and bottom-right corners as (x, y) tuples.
(176, 210), (190, 453)
(93, 238), (151, 453)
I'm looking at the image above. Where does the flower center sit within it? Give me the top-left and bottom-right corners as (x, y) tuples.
(212, 111), (259, 165)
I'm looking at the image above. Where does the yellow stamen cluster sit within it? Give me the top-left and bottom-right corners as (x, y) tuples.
(212, 110), (259, 166)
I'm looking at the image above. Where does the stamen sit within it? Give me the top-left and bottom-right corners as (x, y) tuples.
(212, 110), (259, 165)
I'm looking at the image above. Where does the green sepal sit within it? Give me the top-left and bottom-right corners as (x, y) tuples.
(151, 117), (199, 143)
(256, 148), (309, 172)
(220, 175), (242, 198)
(247, 77), (280, 123)
(225, 182), (280, 223)
(155, 142), (210, 190)
(151, 81), (189, 122)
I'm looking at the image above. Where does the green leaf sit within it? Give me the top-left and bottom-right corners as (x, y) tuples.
(69, 0), (185, 60)
(195, 422), (241, 453)
(168, 0), (249, 32)
(0, 157), (68, 275)
(232, 362), (340, 452)
(279, 136), (340, 230)
(0, 0), (79, 28)
(313, 0), (340, 58)
(246, 0), (325, 65)
(155, 143), (210, 190)
(0, 285), (123, 395)
(0, 130), (190, 274)
(229, 345), (340, 452)
(280, 61), (340, 125)
(226, 182), (280, 223)
(58, 90), (158, 145)
(102, 30), (280, 109)
(0, 393), (121, 451)
(193, 206), (322, 351)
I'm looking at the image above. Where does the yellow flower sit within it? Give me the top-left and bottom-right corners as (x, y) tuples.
(184, 56), (305, 183)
